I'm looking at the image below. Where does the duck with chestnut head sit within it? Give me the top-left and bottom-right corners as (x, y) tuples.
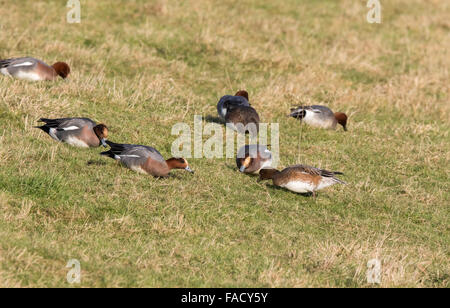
(35, 117), (108, 148)
(101, 141), (194, 178)
(0, 57), (70, 81)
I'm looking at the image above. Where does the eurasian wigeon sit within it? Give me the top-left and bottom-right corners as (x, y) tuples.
(217, 90), (250, 120)
(289, 105), (348, 131)
(0, 57), (70, 81)
(258, 164), (346, 197)
(101, 141), (194, 178)
(236, 144), (272, 174)
(35, 118), (108, 148)
(225, 105), (260, 135)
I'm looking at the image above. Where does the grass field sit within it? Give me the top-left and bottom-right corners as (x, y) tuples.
(0, 0), (449, 287)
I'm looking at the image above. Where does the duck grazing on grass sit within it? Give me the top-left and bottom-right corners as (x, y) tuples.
(225, 105), (260, 135)
(236, 144), (273, 174)
(217, 90), (250, 120)
(101, 141), (193, 178)
(0, 57), (70, 81)
(258, 165), (346, 197)
(35, 118), (108, 148)
(289, 105), (348, 131)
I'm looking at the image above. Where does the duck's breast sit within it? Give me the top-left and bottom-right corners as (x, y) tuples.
(281, 180), (315, 193)
(143, 157), (170, 177)
(303, 111), (336, 129)
(70, 125), (99, 147)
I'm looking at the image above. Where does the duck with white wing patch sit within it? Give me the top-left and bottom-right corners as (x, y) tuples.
(35, 117), (108, 148)
(101, 141), (194, 178)
(0, 57), (70, 81)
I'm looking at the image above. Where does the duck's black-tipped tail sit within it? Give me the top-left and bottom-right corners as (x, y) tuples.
(100, 149), (115, 158)
(333, 177), (347, 185)
(100, 140), (123, 159)
(0, 59), (12, 69)
(105, 140), (127, 152)
(289, 107), (306, 120)
(34, 125), (50, 134)
(105, 140), (116, 147)
(330, 171), (346, 184)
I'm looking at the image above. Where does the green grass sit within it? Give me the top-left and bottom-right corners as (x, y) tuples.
(0, 0), (449, 287)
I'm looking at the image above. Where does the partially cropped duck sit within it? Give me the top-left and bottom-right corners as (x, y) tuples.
(217, 90), (250, 120)
(236, 144), (272, 174)
(0, 57), (70, 81)
(101, 141), (193, 178)
(258, 164), (346, 197)
(289, 105), (348, 131)
(35, 118), (108, 148)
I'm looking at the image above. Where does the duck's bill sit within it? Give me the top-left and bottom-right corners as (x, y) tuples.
(239, 165), (246, 173)
(185, 166), (194, 173)
(101, 139), (108, 148)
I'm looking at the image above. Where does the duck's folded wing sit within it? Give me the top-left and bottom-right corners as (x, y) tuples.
(0, 57), (38, 69)
(39, 118), (95, 130)
(310, 105), (334, 116)
(224, 97), (250, 110)
(291, 164), (337, 177)
(291, 164), (346, 184)
(107, 143), (165, 166)
(290, 105), (313, 111)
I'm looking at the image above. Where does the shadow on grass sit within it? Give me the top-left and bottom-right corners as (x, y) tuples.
(225, 164), (238, 172)
(205, 115), (224, 124)
(87, 160), (107, 166)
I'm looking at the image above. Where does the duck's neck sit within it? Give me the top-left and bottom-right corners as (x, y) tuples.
(165, 158), (180, 170)
(260, 168), (280, 181)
